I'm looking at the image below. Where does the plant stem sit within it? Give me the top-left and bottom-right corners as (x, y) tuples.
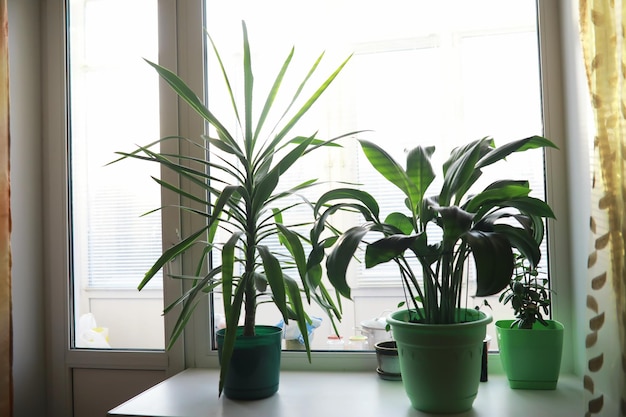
(242, 166), (256, 337)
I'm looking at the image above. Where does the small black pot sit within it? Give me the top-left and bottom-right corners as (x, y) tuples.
(374, 340), (401, 380)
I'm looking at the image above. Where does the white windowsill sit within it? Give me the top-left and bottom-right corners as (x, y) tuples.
(108, 367), (583, 417)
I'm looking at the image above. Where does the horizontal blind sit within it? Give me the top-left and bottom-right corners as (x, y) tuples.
(70, 0), (162, 290)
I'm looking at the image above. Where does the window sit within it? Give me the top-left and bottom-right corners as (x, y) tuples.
(68, 0), (164, 349)
(41, 2), (572, 414)
(62, 0), (560, 359)
(203, 0), (547, 351)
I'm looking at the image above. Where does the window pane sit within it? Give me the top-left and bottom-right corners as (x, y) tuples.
(206, 0), (544, 351)
(68, 0), (164, 349)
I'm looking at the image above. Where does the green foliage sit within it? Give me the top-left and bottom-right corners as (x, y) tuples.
(312, 136), (557, 325)
(499, 253), (552, 329)
(113, 22), (355, 396)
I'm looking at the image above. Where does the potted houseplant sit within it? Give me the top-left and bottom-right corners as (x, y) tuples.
(496, 253), (564, 389)
(114, 22), (355, 400)
(311, 136), (557, 412)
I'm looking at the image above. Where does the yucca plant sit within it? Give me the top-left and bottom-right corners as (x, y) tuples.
(114, 22), (355, 395)
(312, 136), (557, 325)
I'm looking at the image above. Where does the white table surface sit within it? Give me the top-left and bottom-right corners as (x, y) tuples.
(108, 368), (583, 417)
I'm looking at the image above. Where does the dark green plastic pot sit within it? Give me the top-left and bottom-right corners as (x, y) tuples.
(216, 325), (282, 400)
(387, 309), (491, 413)
(495, 319), (563, 390)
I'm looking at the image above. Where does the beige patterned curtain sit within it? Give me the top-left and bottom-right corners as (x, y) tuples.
(580, 0), (626, 415)
(0, 0), (10, 415)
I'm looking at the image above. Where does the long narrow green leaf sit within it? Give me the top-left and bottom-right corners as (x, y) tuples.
(138, 225), (209, 290)
(271, 135), (312, 177)
(253, 47), (295, 144)
(144, 59), (239, 153)
(252, 169), (279, 214)
(270, 54), (352, 149)
(150, 176), (209, 207)
(242, 21), (254, 158)
(276, 223), (307, 285)
(164, 269), (223, 348)
(219, 279), (246, 397)
(201, 134), (244, 158)
(107, 135), (183, 166)
(284, 274), (311, 362)
(258, 245), (289, 321)
(205, 31), (242, 129)
(221, 231), (243, 325)
(166, 299), (201, 350)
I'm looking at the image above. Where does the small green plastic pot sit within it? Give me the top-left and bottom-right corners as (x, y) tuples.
(495, 319), (563, 390)
(216, 325), (282, 400)
(387, 308), (491, 413)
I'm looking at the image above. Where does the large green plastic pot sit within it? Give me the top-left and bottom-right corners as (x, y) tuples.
(216, 325), (282, 400)
(387, 309), (491, 413)
(495, 319), (563, 389)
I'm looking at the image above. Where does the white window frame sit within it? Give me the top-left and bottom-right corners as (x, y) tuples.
(188, 0), (574, 371)
(42, 0), (574, 414)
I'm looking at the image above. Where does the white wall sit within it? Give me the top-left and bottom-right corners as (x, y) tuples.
(559, 0), (592, 377)
(8, 0), (46, 416)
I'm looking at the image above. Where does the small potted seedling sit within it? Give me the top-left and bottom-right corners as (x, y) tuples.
(495, 253), (564, 389)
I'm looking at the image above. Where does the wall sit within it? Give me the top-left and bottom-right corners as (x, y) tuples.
(8, 0), (46, 416)
(559, 0), (592, 376)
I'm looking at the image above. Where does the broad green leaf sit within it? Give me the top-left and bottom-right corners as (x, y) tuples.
(314, 188), (380, 219)
(326, 225), (372, 299)
(493, 223), (542, 267)
(439, 139), (484, 206)
(434, 205), (474, 249)
(358, 139), (417, 204)
(406, 145), (435, 206)
(384, 212), (414, 235)
(365, 234), (419, 268)
(464, 230), (514, 296)
(477, 135), (558, 168)
(464, 181), (530, 213)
